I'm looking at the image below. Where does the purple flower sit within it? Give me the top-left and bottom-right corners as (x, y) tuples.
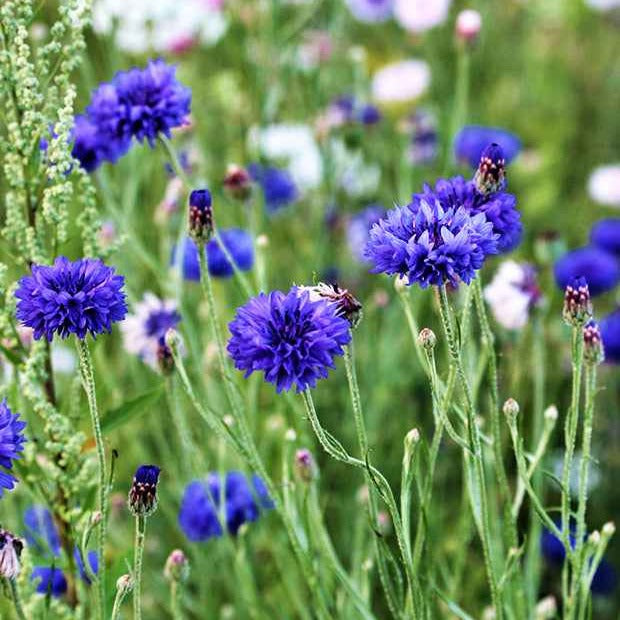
(172, 231), (254, 281)
(31, 567), (67, 597)
(554, 247), (620, 296)
(23, 506), (60, 556)
(365, 193), (499, 288)
(178, 471), (272, 541)
(600, 308), (620, 364)
(71, 116), (103, 172)
(347, 204), (387, 262)
(0, 400), (26, 498)
(248, 164), (298, 213)
(407, 108), (438, 166)
(345, 0), (394, 23)
(454, 126), (522, 168)
(590, 218), (620, 256)
(73, 547), (99, 585)
(227, 287), (352, 392)
(410, 175), (522, 253)
(15, 257), (127, 341)
(359, 104), (382, 125)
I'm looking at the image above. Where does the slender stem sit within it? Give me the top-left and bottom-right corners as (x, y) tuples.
(436, 284), (503, 619)
(8, 579), (26, 620)
(159, 135), (190, 188)
(111, 581), (131, 620)
(170, 581), (183, 620)
(133, 516), (146, 620)
(76, 338), (107, 620)
(561, 326), (584, 616)
(572, 363), (597, 612)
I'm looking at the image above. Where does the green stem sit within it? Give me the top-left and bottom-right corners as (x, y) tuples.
(561, 326), (584, 617)
(111, 579), (131, 620)
(8, 579), (26, 620)
(170, 581), (182, 620)
(436, 285), (503, 619)
(76, 338), (107, 620)
(133, 516), (146, 620)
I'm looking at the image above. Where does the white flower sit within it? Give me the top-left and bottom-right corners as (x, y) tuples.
(93, 0), (227, 53)
(484, 261), (539, 330)
(330, 139), (381, 198)
(394, 0), (451, 33)
(371, 60), (431, 104)
(585, 0), (620, 10)
(121, 293), (181, 369)
(587, 164), (620, 207)
(249, 124), (322, 190)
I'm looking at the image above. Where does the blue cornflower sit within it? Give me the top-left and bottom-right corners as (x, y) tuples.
(0, 400), (26, 498)
(541, 526), (617, 596)
(347, 204), (387, 263)
(73, 547), (99, 585)
(15, 257), (127, 341)
(345, 0), (394, 23)
(410, 174), (522, 253)
(172, 232), (254, 282)
(227, 287), (352, 393)
(128, 464), (161, 517)
(408, 108), (438, 166)
(600, 308), (620, 364)
(554, 247), (620, 297)
(359, 104), (382, 125)
(71, 116), (103, 172)
(178, 471), (273, 542)
(23, 506), (60, 556)
(365, 196), (499, 288)
(454, 126), (522, 168)
(188, 188), (214, 244)
(248, 164), (298, 213)
(590, 218), (620, 256)
(31, 567), (67, 597)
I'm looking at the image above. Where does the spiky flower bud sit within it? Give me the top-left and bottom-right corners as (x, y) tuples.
(0, 529), (23, 579)
(300, 282), (363, 328)
(503, 398), (520, 420)
(474, 143), (506, 195)
(128, 465), (161, 517)
(223, 165), (252, 201)
(583, 322), (605, 365)
(188, 188), (214, 244)
(294, 449), (317, 483)
(562, 277), (592, 327)
(418, 328), (436, 351)
(164, 549), (190, 583)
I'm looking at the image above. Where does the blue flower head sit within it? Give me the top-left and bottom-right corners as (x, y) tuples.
(365, 193), (500, 288)
(0, 400), (26, 497)
(73, 547), (99, 585)
(454, 126), (522, 168)
(590, 218), (620, 256)
(172, 231), (254, 281)
(31, 567), (67, 597)
(227, 287), (352, 393)
(129, 465), (161, 517)
(554, 247), (620, 297)
(71, 116), (103, 172)
(600, 308), (620, 364)
(178, 471), (273, 542)
(359, 104), (382, 125)
(248, 164), (298, 213)
(23, 506), (60, 557)
(15, 257), (127, 341)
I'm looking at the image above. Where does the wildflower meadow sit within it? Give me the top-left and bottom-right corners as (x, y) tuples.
(1, 0), (620, 618)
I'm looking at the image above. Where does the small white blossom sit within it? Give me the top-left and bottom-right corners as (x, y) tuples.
(371, 60), (431, 104)
(587, 164), (620, 207)
(394, 0), (451, 33)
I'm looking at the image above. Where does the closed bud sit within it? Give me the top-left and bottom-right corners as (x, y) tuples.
(418, 328), (436, 351)
(588, 530), (601, 545)
(188, 188), (214, 244)
(562, 277), (592, 327)
(223, 165), (252, 201)
(128, 465), (161, 517)
(405, 428), (420, 448)
(456, 10), (482, 44)
(602, 522), (616, 537)
(116, 573), (134, 594)
(535, 595), (557, 620)
(295, 449), (317, 483)
(285, 428), (297, 442)
(90, 511), (102, 526)
(503, 398), (519, 419)
(377, 511), (392, 536)
(583, 322), (605, 365)
(474, 143), (506, 195)
(164, 549), (190, 583)
(544, 404), (558, 423)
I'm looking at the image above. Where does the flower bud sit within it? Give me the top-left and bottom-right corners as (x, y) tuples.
(404, 428), (420, 449)
(128, 465), (161, 517)
(602, 522), (616, 537)
(164, 549), (190, 583)
(294, 449), (317, 483)
(503, 398), (519, 420)
(456, 10), (482, 44)
(90, 511), (102, 526)
(535, 595), (557, 620)
(543, 405), (558, 423)
(377, 511), (392, 536)
(583, 322), (605, 366)
(588, 530), (601, 545)
(417, 328), (436, 351)
(562, 277), (592, 327)
(188, 188), (214, 244)
(223, 165), (252, 201)
(284, 428), (297, 442)
(116, 573), (134, 594)
(474, 143), (506, 195)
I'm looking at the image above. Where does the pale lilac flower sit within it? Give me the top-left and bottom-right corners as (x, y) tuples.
(345, 0), (394, 23)
(371, 60), (431, 104)
(587, 164), (620, 207)
(394, 0), (451, 33)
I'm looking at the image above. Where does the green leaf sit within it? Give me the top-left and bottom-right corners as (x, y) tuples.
(102, 385), (164, 434)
